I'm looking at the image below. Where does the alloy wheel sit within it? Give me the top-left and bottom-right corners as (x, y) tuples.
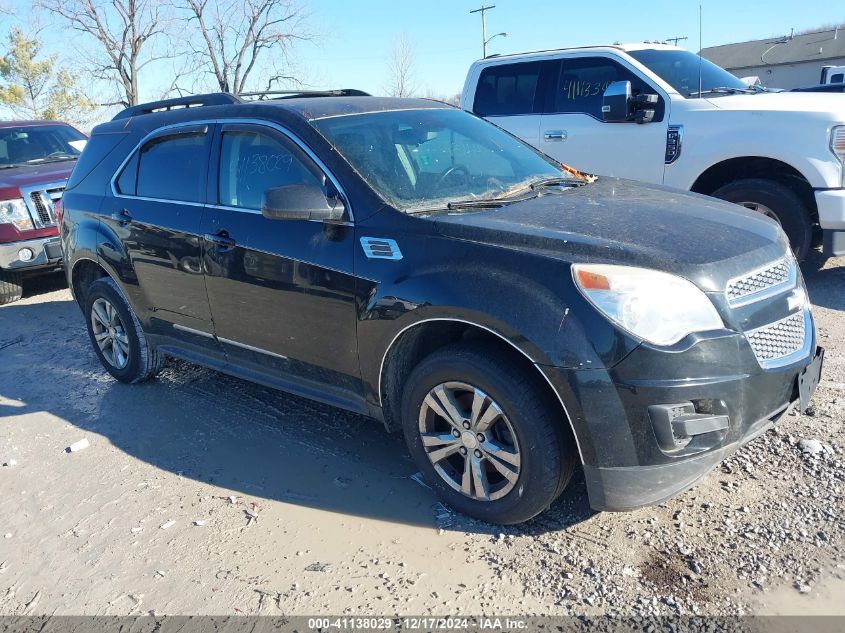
(90, 298), (130, 369)
(418, 381), (521, 501)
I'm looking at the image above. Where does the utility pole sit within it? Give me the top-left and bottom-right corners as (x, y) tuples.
(470, 4), (496, 58)
(665, 36), (688, 46)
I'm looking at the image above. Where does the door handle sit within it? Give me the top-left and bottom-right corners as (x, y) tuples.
(543, 130), (567, 141)
(203, 231), (236, 250)
(111, 209), (132, 225)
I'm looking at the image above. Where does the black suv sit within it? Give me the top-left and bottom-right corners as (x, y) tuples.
(62, 92), (823, 524)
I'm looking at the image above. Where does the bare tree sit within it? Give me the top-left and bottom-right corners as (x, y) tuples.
(177, 0), (308, 95)
(39, 0), (171, 107)
(384, 33), (416, 98)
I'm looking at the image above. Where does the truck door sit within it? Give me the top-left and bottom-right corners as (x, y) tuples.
(470, 60), (554, 148)
(538, 55), (669, 183)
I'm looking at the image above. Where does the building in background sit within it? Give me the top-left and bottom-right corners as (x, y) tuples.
(700, 25), (845, 90)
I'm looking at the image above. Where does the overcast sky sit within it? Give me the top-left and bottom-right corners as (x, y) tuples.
(2, 0), (844, 108)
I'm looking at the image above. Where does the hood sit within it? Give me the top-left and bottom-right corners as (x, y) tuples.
(431, 178), (789, 292)
(0, 161), (75, 194)
(703, 91), (845, 117)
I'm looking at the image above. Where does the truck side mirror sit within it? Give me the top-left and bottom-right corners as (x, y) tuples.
(602, 81), (658, 124)
(602, 81), (633, 123)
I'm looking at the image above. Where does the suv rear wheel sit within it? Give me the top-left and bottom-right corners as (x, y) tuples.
(84, 277), (165, 383)
(401, 343), (576, 524)
(712, 178), (812, 260)
(0, 270), (23, 305)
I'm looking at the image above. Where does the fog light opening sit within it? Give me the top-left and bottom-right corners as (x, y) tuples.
(18, 247), (34, 262)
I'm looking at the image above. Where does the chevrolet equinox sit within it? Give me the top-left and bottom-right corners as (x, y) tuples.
(61, 92), (823, 524)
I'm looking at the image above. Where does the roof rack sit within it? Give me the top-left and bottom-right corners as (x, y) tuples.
(111, 93), (242, 121)
(238, 89), (371, 101)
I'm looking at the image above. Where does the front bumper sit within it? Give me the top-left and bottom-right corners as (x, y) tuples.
(583, 404), (785, 511)
(544, 324), (819, 512)
(0, 236), (62, 271)
(815, 189), (845, 256)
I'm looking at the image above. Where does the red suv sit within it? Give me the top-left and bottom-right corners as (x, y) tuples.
(0, 120), (87, 304)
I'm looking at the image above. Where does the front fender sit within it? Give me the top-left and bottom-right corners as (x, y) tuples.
(355, 227), (638, 404)
(665, 109), (837, 190)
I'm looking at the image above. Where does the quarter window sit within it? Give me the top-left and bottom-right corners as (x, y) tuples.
(553, 57), (664, 121)
(135, 132), (208, 202)
(473, 62), (541, 116)
(218, 129), (325, 210)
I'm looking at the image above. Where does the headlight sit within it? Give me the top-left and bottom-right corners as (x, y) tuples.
(831, 126), (845, 186)
(0, 198), (34, 231)
(572, 264), (724, 346)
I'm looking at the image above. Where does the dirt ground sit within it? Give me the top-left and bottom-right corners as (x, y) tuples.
(0, 256), (843, 618)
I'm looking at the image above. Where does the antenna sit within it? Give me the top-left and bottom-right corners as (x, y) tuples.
(698, 4), (703, 98)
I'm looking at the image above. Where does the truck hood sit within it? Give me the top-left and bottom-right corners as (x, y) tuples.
(432, 178), (789, 292)
(703, 91), (845, 117)
(0, 161), (75, 192)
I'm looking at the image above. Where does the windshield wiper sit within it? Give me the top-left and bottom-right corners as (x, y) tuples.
(528, 176), (588, 190)
(26, 154), (77, 164)
(446, 198), (508, 210)
(687, 86), (755, 97)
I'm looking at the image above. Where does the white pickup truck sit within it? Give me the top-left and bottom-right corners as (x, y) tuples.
(460, 44), (845, 260)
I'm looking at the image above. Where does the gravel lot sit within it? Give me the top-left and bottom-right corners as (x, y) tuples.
(0, 256), (843, 618)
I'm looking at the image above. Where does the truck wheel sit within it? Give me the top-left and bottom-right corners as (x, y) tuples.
(401, 342), (577, 525)
(0, 270), (23, 305)
(84, 277), (165, 384)
(711, 178), (812, 261)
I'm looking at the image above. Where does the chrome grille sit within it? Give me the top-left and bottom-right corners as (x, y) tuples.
(746, 311), (807, 366)
(726, 259), (793, 306)
(20, 182), (65, 228)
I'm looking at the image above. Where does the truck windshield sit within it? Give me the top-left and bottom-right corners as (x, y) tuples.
(311, 108), (587, 213)
(0, 124), (87, 169)
(628, 49), (749, 97)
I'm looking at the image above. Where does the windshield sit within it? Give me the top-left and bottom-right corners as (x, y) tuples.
(0, 124), (87, 169)
(628, 49), (749, 97)
(311, 108), (584, 212)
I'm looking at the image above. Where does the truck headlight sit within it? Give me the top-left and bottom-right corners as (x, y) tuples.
(831, 126), (845, 186)
(572, 264), (724, 346)
(0, 198), (34, 231)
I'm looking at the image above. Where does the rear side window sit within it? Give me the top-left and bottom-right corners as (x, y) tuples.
(831, 73), (844, 84)
(552, 57), (664, 121)
(131, 131), (208, 202)
(473, 62), (541, 116)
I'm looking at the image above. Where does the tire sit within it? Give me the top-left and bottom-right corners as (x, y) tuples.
(711, 178), (812, 261)
(0, 269), (23, 305)
(84, 277), (165, 383)
(400, 342), (577, 524)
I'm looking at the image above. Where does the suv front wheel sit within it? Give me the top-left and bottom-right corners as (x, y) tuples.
(84, 277), (165, 383)
(401, 343), (577, 524)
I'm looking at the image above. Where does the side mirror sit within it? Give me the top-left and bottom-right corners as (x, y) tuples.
(261, 184), (345, 222)
(602, 81), (633, 122)
(602, 81), (658, 124)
